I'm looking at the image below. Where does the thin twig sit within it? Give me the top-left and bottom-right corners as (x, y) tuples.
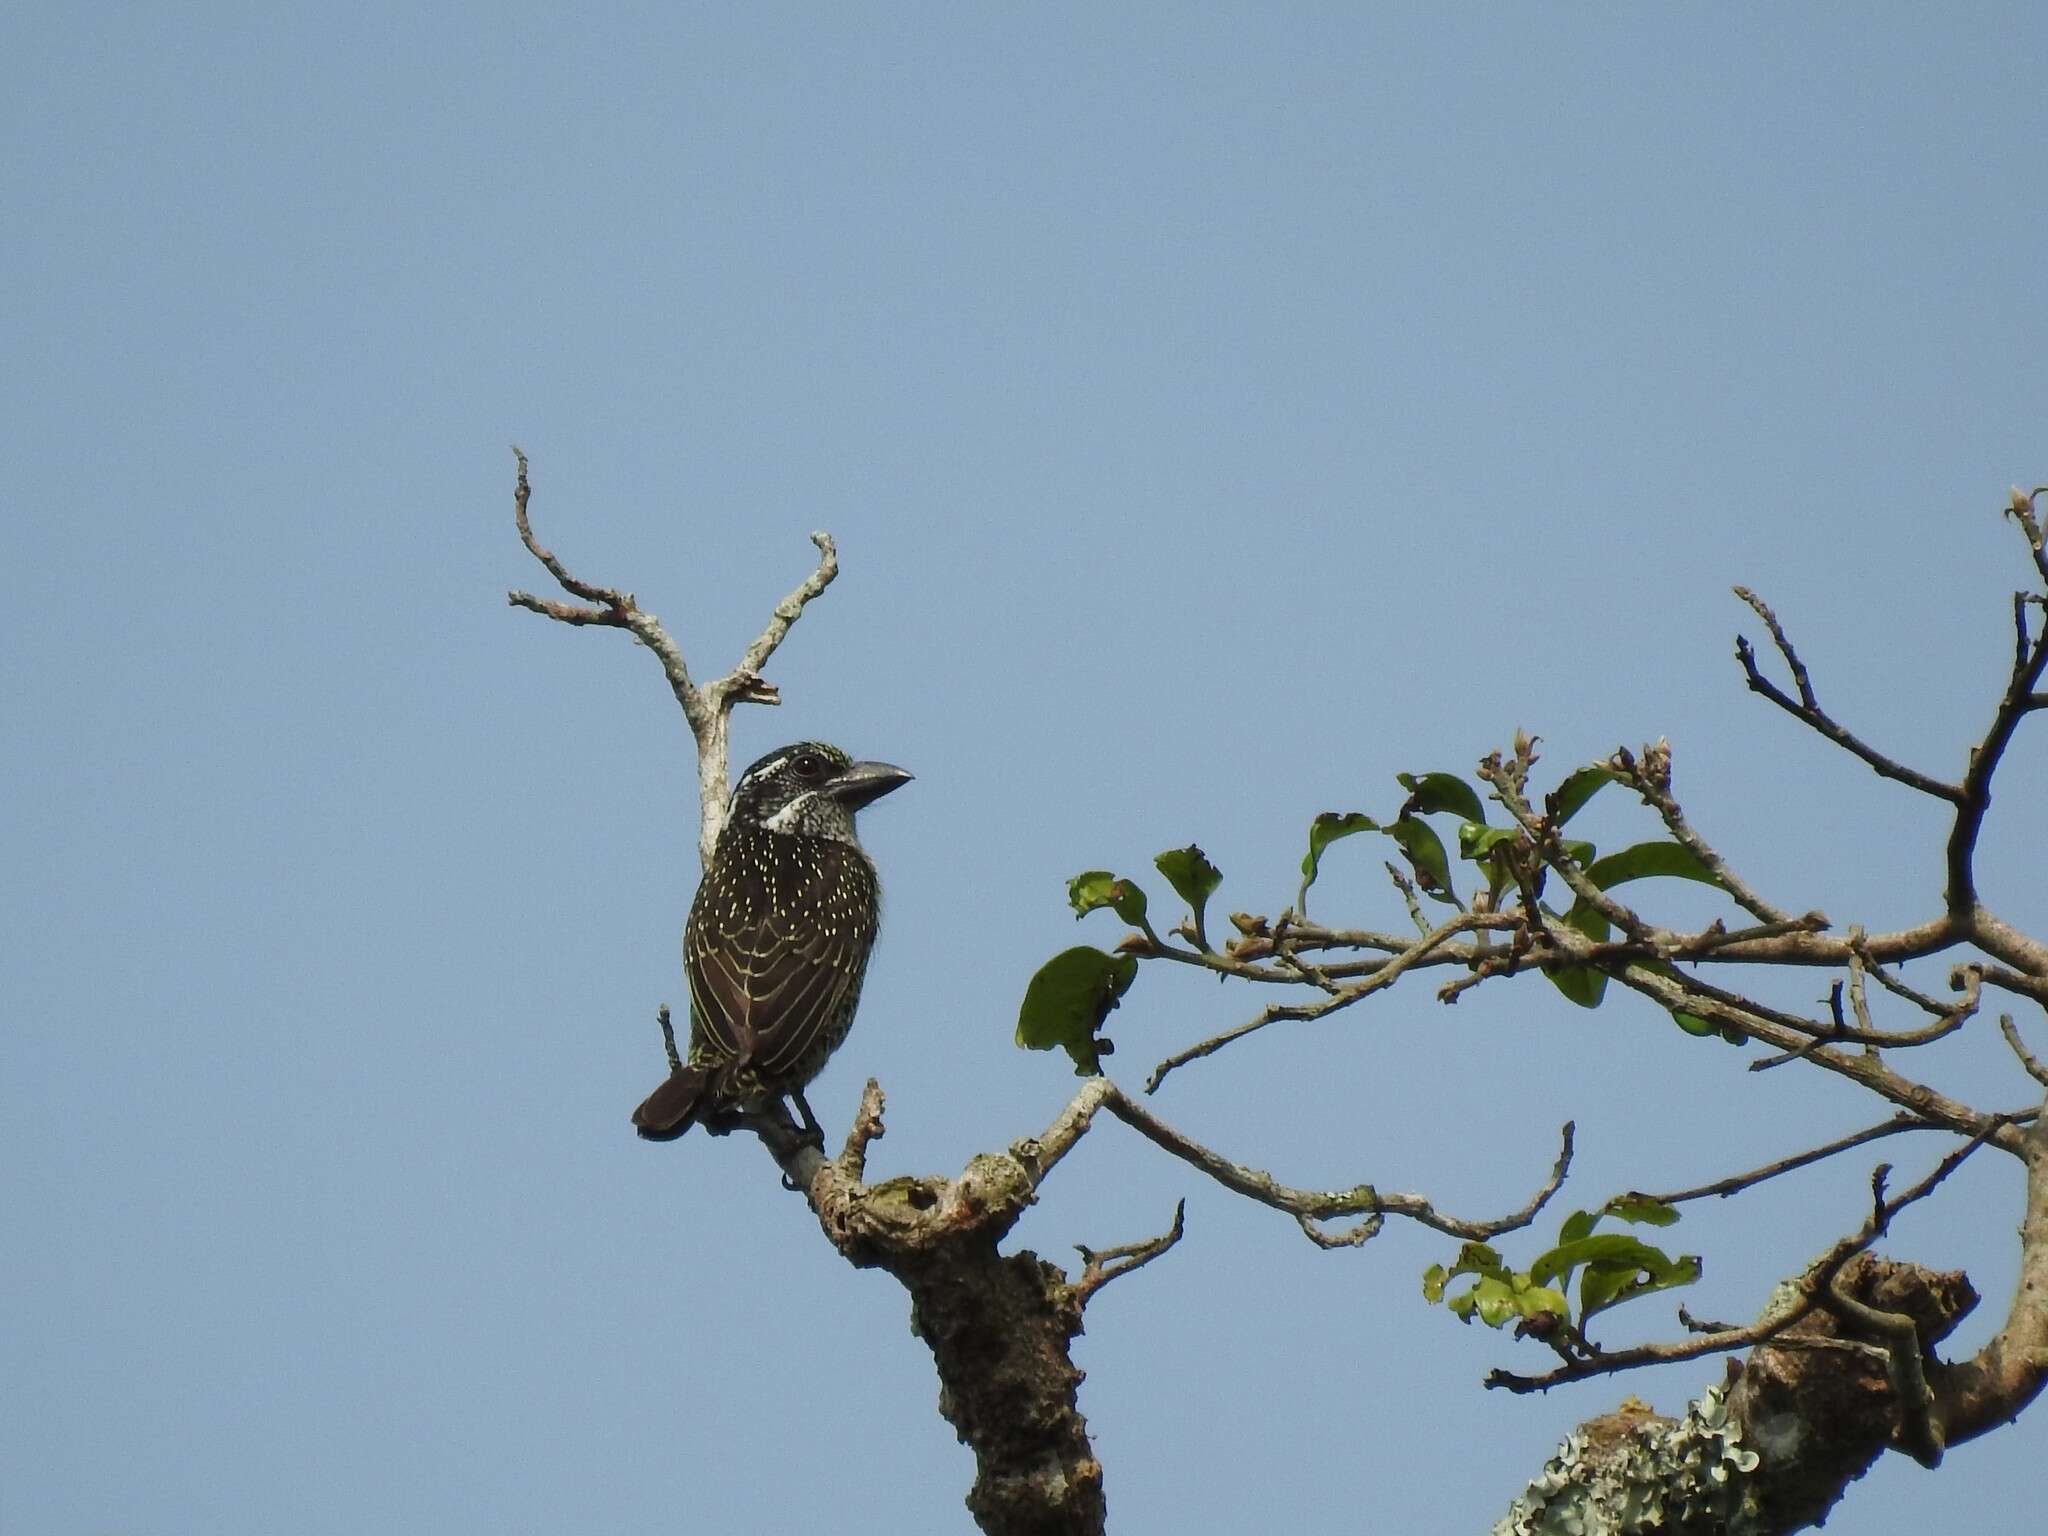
(1026, 1078), (1572, 1243)
(1610, 961), (2028, 1152)
(1943, 566), (2048, 914)
(1143, 913), (1509, 1092)
(656, 1003), (682, 1073)
(1610, 743), (1794, 925)
(840, 1078), (888, 1180)
(1143, 992), (1357, 1095)
(2006, 485), (2048, 588)
(734, 532), (839, 681)
(1637, 1114), (1942, 1205)
(1731, 586), (1963, 804)
(1073, 1200), (1188, 1307)
(2000, 1015), (2048, 1089)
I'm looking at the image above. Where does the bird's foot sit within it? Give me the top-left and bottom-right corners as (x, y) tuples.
(788, 1090), (829, 1151)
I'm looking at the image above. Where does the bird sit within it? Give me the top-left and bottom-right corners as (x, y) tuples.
(632, 741), (912, 1142)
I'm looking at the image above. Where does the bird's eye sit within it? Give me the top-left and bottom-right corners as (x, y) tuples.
(792, 753), (825, 778)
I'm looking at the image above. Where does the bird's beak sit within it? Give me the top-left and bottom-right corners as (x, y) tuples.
(825, 759), (914, 811)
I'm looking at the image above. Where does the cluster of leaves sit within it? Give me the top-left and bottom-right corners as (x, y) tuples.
(1015, 760), (1747, 1073)
(1014, 847), (1222, 1073)
(1423, 1195), (1701, 1340)
(1302, 764), (1737, 1038)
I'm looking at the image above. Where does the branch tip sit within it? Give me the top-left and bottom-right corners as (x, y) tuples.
(1074, 1198), (1188, 1306)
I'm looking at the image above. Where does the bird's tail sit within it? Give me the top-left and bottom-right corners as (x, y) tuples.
(632, 1064), (713, 1141)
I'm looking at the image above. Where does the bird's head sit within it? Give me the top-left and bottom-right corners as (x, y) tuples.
(730, 741), (913, 843)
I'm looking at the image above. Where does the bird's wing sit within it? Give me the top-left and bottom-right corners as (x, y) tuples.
(685, 903), (871, 1082)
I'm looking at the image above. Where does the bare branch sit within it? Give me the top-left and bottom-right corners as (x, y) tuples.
(1610, 741), (1794, 925)
(1104, 1086), (1574, 1242)
(1971, 915), (2048, 992)
(1945, 581), (2048, 914)
(1009, 1076), (1117, 1187)
(2006, 484), (2048, 587)
(1144, 913), (1517, 1093)
(1639, 1114), (1946, 1206)
(733, 531), (838, 681)
(1731, 585), (1964, 804)
(505, 450), (840, 861)
(1294, 1208), (1386, 1249)
(1015, 1077), (1571, 1244)
(2000, 1016), (2048, 1089)
(508, 447), (629, 608)
(1608, 962), (2029, 1153)
(840, 1078), (888, 1180)
(1928, 1113), (2048, 1446)
(655, 1003), (682, 1073)
(1387, 861), (1428, 932)
(1142, 1005), (1312, 1094)
(1073, 1200), (1187, 1307)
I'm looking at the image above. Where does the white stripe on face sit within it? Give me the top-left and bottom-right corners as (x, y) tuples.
(763, 789), (820, 833)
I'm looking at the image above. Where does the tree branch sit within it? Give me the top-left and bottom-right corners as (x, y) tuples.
(1610, 739), (1795, 925)
(1636, 1113), (1947, 1206)
(2000, 1015), (2048, 1089)
(1488, 1124), (2001, 1394)
(1926, 1109), (2048, 1446)
(1943, 582), (2048, 911)
(1073, 1201), (1187, 1308)
(1089, 1083), (1574, 1244)
(505, 448), (837, 861)
(1731, 585), (1964, 803)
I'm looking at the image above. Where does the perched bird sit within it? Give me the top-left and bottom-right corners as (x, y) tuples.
(632, 741), (912, 1142)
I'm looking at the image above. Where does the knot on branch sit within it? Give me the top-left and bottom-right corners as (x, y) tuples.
(1728, 1254), (1976, 1524)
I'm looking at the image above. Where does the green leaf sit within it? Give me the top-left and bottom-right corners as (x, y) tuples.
(1518, 1285), (1572, 1320)
(1550, 765), (1620, 826)
(1547, 968), (1606, 1008)
(1529, 1233), (1673, 1289)
(1153, 845), (1223, 933)
(1544, 902), (1610, 1007)
(1602, 1194), (1680, 1228)
(1557, 1209), (1600, 1246)
(1524, 1233), (1700, 1323)
(1067, 871), (1150, 926)
(1585, 840), (1723, 892)
(1626, 958), (1742, 1045)
(1470, 1276), (1519, 1327)
(1299, 812), (1379, 909)
(1441, 1241), (1507, 1282)
(1015, 946), (1139, 1075)
(1459, 824), (1523, 861)
(1397, 771), (1486, 825)
(1580, 1252), (1701, 1322)
(1388, 816), (1455, 902)
(1458, 822), (1520, 905)
(1427, 1243), (1577, 1331)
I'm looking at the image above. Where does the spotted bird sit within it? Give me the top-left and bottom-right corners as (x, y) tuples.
(632, 742), (911, 1141)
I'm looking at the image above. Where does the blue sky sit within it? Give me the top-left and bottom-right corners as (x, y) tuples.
(6, 5), (2047, 1532)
